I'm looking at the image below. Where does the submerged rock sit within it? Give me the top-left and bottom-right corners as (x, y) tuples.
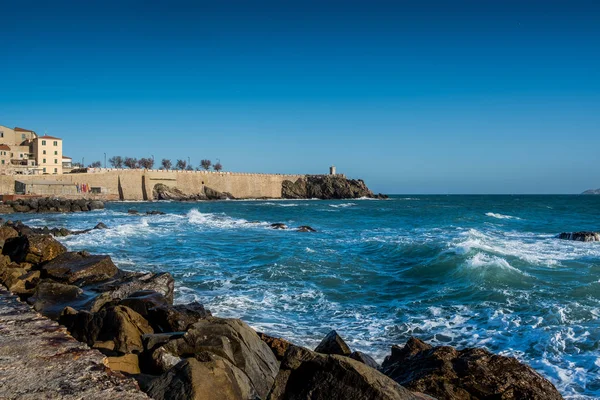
(314, 330), (352, 356)
(271, 223), (287, 230)
(268, 345), (429, 400)
(557, 231), (600, 242)
(380, 337), (563, 400)
(296, 225), (317, 232)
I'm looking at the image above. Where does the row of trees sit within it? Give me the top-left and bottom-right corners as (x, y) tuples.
(99, 156), (223, 171)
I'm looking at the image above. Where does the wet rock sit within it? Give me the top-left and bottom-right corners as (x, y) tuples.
(296, 225), (316, 232)
(204, 186), (235, 200)
(120, 290), (170, 316)
(88, 200), (105, 210)
(41, 252), (119, 284)
(153, 183), (207, 201)
(271, 223), (287, 230)
(145, 210), (166, 215)
(0, 225), (19, 245)
(92, 271), (175, 304)
(147, 301), (212, 333)
(128, 209), (140, 215)
(6, 270), (40, 295)
(350, 351), (380, 369)
(150, 317), (279, 398)
(2, 234), (67, 264)
(258, 332), (292, 361)
(94, 222), (109, 229)
(557, 231), (600, 242)
(314, 330), (352, 356)
(29, 281), (84, 319)
(268, 345), (429, 400)
(380, 337), (563, 400)
(147, 356), (256, 400)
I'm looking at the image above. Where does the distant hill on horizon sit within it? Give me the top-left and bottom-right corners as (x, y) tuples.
(582, 188), (600, 195)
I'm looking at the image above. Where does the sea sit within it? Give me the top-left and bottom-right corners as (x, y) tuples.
(12, 195), (600, 399)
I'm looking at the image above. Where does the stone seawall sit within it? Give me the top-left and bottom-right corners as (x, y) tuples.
(0, 170), (304, 201)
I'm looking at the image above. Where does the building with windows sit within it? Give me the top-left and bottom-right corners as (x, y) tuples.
(33, 135), (63, 175)
(0, 124), (70, 175)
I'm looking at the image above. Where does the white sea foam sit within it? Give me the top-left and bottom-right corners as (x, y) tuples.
(464, 253), (530, 276)
(329, 203), (356, 208)
(485, 212), (521, 220)
(186, 208), (268, 229)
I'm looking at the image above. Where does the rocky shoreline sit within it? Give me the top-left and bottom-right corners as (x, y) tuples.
(0, 198), (105, 214)
(0, 219), (565, 399)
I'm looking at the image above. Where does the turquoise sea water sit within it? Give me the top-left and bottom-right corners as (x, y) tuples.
(13, 196), (600, 399)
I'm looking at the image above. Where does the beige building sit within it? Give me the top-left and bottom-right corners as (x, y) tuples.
(0, 124), (69, 175)
(33, 135), (63, 175)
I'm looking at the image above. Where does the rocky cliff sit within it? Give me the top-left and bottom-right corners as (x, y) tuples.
(282, 175), (387, 199)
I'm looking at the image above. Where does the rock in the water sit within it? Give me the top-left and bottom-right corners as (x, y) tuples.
(2, 234), (67, 264)
(380, 337), (563, 400)
(268, 345), (429, 400)
(128, 209), (140, 215)
(296, 225), (316, 232)
(147, 356), (256, 400)
(557, 231), (600, 242)
(270, 223), (287, 230)
(41, 251), (119, 284)
(150, 317), (279, 398)
(92, 271), (175, 304)
(204, 186), (235, 200)
(120, 290), (170, 316)
(146, 210), (166, 215)
(282, 175), (386, 200)
(94, 222), (109, 229)
(314, 330), (352, 356)
(153, 183), (206, 201)
(350, 351), (380, 369)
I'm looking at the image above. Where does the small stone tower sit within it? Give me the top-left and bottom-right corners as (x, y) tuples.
(329, 165), (336, 175)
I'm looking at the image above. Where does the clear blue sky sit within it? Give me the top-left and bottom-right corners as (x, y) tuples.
(1, 0), (598, 194)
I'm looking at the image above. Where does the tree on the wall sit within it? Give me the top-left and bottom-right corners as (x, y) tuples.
(108, 156), (123, 168)
(124, 157), (138, 169)
(213, 161), (223, 172)
(200, 159), (212, 170)
(161, 159), (172, 170)
(88, 161), (102, 168)
(176, 159), (187, 170)
(138, 157), (154, 169)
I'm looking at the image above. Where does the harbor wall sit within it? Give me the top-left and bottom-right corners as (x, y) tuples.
(0, 170), (304, 201)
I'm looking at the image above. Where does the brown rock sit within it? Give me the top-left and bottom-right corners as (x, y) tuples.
(380, 337), (563, 400)
(107, 354), (141, 374)
(314, 330), (352, 356)
(147, 356), (256, 400)
(42, 251), (119, 284)
(268, 345), (430, 400)
(2, 234), (67, 264)
(258, 332), (292, 361)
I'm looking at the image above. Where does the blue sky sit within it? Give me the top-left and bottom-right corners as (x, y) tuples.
(1, 0), (599, 194)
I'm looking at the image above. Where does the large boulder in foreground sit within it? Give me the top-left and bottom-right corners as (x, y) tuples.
(41, 251), (119, 284)
(380, 337), (563, 400)
(150, 317), (279, 398)
(557, 232), (600, 242)
(2, 234), (67, 264)
(268, 345), (431, 400)
(91, 271), (175, 304)
(147, 356), (256, 400)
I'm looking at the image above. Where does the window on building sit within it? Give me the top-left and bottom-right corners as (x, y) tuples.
(43, 167), (46, 173)
(1, 160), (4, 165)
(43, 158), (46, 163)
(53, 141), (58, 146)
(55, 159), (58, 164)
(42, 140), (46, 145)
(19, 154), (23, 158)
(54, 168), (57, 173)
(0, 132), (3, 137)
(43, 150), (46, 155)
(54, 151), (57, 155)
(22, 134), (26, 139)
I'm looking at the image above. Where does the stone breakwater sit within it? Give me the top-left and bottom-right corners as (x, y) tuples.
(0, 220), (564, 400)
(0, 197), (105, 214)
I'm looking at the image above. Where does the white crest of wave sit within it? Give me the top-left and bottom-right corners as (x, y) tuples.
(485, 212), (521, 220)
(465, 253), (529, 276)
(186, 208), (267, 229)
(329, 203), (357, 208)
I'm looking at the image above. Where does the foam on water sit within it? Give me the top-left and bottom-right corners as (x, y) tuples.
(485, 212), (522, 220)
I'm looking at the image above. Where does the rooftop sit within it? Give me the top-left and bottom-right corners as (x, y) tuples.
(0, 144), (11, 151)
(14, 127), (35, 133)
(37, 135), (62, 140)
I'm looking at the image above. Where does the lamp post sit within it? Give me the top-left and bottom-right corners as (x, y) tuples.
(82, 157), (84, 168)
(151, 155), (155, 169)
(104, 153), (106, 168)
